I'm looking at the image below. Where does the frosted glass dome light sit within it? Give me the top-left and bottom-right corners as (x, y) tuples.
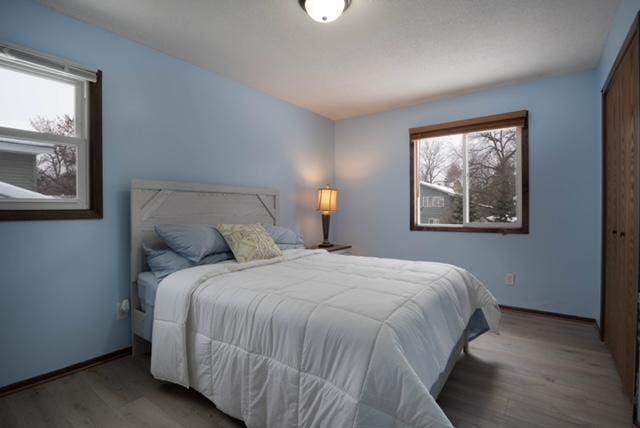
(300, 0), (351, 23)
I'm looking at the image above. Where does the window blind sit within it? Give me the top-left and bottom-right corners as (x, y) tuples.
(0, 41), (97, 82)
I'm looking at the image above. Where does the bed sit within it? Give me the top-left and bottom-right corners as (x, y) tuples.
(130, 179), (500, 428)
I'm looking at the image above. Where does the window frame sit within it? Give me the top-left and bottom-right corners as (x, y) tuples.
(409, 110), (529, 234)
(0, 45), (102, 221)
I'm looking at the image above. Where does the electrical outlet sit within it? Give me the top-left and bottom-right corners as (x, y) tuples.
(505, 273), (515, 286)
(116, 299), (130, 320)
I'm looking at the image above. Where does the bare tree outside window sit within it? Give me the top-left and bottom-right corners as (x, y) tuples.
(419, 139), (450, 183)
(468, 129), (517, 223)
(418, 136), (463, 186)
(30, 115), (77, 198)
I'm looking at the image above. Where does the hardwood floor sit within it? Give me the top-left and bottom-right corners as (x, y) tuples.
(0, 309), (632, 427)
(439, 309), (633, 427)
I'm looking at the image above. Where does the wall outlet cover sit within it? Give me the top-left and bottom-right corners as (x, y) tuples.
(505, 273), (516, 286)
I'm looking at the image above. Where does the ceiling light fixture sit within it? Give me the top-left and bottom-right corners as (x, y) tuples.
(299, 0), (352, 23)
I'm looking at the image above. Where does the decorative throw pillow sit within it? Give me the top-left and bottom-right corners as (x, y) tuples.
(265, 225), (305, 250)
(216, 223), (282, 263)
(155, 224), (230, 263)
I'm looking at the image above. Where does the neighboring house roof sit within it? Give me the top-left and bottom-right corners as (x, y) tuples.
(0, 180), (51, 199)
(420, 181), (459, 196)
(0, 140), (55, 156)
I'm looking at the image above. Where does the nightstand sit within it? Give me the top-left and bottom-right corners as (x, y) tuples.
(311, 244), (352, 255)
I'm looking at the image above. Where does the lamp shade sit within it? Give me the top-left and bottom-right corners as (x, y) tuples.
(317, 185), (339, 213)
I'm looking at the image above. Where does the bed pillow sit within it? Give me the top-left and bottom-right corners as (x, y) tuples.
(144, 246), (234, 279)
(216, 223), (282, 263)
(199, 251), (234, 265)
(155, 224), (230, 263)
(265, 225), (305, 250)
(143, 244), (194, 279)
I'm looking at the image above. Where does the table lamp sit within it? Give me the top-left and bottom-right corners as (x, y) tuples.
(317, 184), (339, 247)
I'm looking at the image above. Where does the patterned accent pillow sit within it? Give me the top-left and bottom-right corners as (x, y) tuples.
(216, 223), (282, 263)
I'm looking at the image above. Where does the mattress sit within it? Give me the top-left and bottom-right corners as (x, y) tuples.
(138, 272), (160, 309)
(137, 258), (238, 340)
(137, 271), (160, 340)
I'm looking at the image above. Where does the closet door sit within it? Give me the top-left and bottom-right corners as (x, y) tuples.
(603, 29), (639, 400)
(603, 68), (620, 386)
(621, 33), (639, 400)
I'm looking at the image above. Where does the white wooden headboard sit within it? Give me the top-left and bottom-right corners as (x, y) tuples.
(129, 179), (278, 353)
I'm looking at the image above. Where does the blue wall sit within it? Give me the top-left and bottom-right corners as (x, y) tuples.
(0, 0), (334, 388)
(334, 71), (601, 319)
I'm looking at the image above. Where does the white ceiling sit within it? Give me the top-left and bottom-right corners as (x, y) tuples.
(37, 0), (617, 120)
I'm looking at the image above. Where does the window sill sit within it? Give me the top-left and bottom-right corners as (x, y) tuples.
(410, 224), (529, 234)
(0, 208), (103, 221)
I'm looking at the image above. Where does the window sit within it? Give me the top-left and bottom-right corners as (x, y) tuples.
(422, 196), (445, 208)
(0, 42), (102, 220)
(420, 196), (444, 208)
(410, 111), (528, 233)
(427, 196), (445, 208)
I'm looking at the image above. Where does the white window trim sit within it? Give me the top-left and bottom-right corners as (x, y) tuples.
(0, 55), (92, 211)
(417, 127), (523, 229)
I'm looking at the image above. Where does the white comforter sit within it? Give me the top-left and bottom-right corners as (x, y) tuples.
(151, 250), (500, 428)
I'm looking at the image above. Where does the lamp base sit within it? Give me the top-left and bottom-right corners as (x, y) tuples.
(320, 214), (331, 248)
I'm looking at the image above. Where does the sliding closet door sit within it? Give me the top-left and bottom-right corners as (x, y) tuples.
(603, 28), (639, 400)
(621, 33), (639, 400)
(603, 68), (620, 388)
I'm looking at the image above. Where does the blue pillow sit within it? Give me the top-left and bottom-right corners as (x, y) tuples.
(199, 251), (234, 265)
(155, 224), (230, 263)
(265, 225), (305, 249)
(143, 244), (194, 279)
(144, 246), (234, 279)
